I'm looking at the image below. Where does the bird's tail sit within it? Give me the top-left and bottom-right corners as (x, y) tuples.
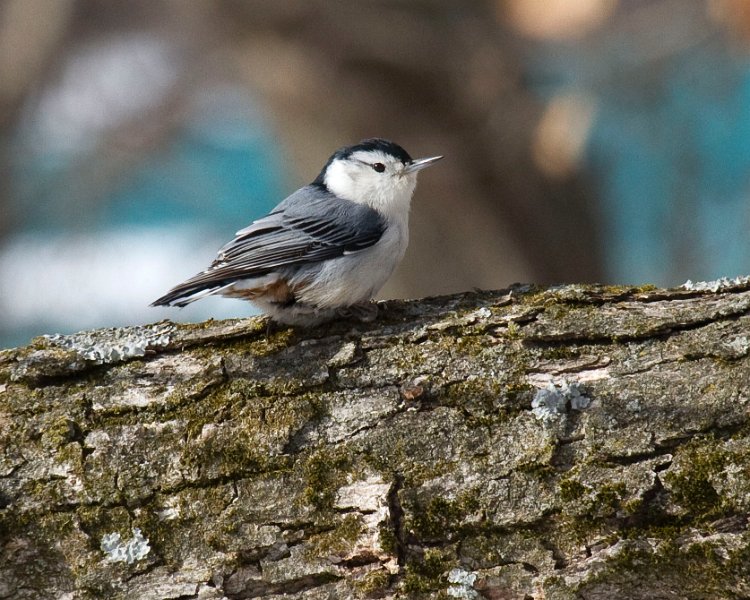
(150, 277), (234, 308)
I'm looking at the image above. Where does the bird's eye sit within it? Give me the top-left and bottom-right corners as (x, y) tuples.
(372, 163), (386, 173)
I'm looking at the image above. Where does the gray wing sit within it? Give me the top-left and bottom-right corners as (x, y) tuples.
(151, 186), (386, 306)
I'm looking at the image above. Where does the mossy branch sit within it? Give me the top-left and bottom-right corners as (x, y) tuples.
(2, 281), (750, 599)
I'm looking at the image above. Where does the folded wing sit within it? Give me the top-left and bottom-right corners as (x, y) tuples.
(151, 186), (386, 307)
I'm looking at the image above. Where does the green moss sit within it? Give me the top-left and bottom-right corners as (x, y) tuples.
(55, 441), (83, 468)
(458, 530), (521, 571)
(516, 284), (659, 315)
(555, 436), (747, 550)
(41, 416), (81, 449)
(555, 481), (631, 544)
(0, 507), (86, 592)
(306, 513), (364, 559)
(515, 286), (547, 307)
(172, 377), (330, 481)
(179, 396), (298, 478)
(559, 478), (587, 502)
(540, 345), (581, 361)
(442, 379), (508, 424)
(301, 447), (353, 512)
(405, 460), (455, 489)
(389, 339), (437, 374)
(437, 338), (532, 425)
(543, 304), (576, 322)
(243, 327), (296, 356)
(504, 321), (523, 340)
(378, 521), (398, 556)
(218, 377), (302, 404)
(621, 496), (645, 518)
(591, 483), (627, 518)
(726, 537), (750, 572)
(361, 441), (406, 475)
(402, 547), (453, 594)
(132, 491), (231, 566)
(361, 442), (451, 489)
(515, 460), (556, 479)
(77, 505), (132, 540)
(356, 569), (391, 595)
(0, 505), (29, 538)
(406, 490), (480, 540)
(663, 438), (728, 521)
(574, 536), (750, 597)
(185, 428), (285, 479)
(173, 317), (292, 358)
(453, 334), (490, 356)
(598, 284), (658, 297)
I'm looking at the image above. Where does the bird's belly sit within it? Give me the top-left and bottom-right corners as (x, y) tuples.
(294, 229), (407, 309)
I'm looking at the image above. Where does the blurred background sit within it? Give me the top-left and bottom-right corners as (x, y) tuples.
(2, 0), (750, 348)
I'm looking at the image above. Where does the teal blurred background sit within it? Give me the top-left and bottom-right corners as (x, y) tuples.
(2, 0), (750, 348)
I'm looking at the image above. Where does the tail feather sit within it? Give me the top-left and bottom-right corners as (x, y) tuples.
(150, 280), (234, 308)
(152, 266), (283, 308)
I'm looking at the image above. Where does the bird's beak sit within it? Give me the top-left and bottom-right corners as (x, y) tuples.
(405, 155), (443, 173)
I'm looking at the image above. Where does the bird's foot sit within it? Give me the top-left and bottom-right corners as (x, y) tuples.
(338, 301), (378, 322)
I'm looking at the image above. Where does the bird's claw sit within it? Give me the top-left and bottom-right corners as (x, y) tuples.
(338, 302), (378, 322)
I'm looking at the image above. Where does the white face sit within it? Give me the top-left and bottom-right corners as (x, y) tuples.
(323, 149), (419, 217)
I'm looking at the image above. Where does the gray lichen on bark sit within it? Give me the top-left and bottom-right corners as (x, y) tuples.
(1, 282), (750, 599)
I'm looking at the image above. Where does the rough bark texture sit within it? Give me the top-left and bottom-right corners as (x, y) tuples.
(1, 282), (750, 599)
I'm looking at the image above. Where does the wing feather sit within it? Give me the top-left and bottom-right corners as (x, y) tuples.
(151, 186), (386, 306)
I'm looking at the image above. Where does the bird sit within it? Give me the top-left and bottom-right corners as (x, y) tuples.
(151, 138), (443, 326)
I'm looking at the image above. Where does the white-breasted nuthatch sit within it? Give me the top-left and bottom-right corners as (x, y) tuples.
(151, 138), (442, 326)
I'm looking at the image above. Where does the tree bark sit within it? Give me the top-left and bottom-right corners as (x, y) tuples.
(2, 281), (750, 599)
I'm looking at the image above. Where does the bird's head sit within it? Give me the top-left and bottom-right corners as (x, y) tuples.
(315, 138), (442, 217)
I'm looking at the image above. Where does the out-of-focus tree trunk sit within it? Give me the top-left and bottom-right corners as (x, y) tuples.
(2, 281), (750, 599)
(0, 0), (604, 294)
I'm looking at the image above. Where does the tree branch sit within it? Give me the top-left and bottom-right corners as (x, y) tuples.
(2, 281), (750, 599)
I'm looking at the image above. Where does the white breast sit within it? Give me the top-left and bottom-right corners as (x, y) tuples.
(291, 217), (409, 309)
